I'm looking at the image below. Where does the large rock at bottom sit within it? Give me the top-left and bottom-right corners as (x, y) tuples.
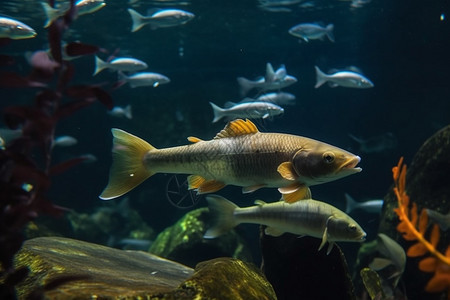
(261, 232), (356, 300)
(14, 237), (276, 299)
(149, 207), (252, 268)
(161, 257), (277, 300)
(14, 237), (194, 299)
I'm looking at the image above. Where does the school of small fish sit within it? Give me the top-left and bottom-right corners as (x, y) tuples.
(1, 0), (391, 256)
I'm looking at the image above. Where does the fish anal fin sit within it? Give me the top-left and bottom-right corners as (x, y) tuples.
(277, 161), (298, 180)
(187, 175), (206, 190)
(197, 180), (226, 194)
(187, 136), (204, 143)
(214, 119), (259, 139)
(265, 226), (284, 237)
(242, 184), (266, 194)
(280, 184), (311, 203)
(326, 242), (335, 255)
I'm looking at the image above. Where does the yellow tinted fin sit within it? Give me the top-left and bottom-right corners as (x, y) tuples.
(187, 175), (206, 190)
(278, 182), (302, 194)
(242, 184), (266, 194)
(187, 136), (204, 143)
(214, 119), (259, 139)
(99, 129), (155, 200)
(277, 162), (298, 181)
(197, 180), (226, 194)
(280, 185), (311, 203)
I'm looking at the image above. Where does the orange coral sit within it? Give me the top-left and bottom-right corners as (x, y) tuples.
(393, 157), (450, 299)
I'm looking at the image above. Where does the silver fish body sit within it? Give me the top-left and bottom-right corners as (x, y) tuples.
(119, 72), (170, 88)
(0, 17), (36, 39)
(209, 101), (284, 123)
(93, 56), (148, 75)
(204, 195), (366, 253)
(289, 23), (335, 42)
(315, 66), (374, 89)
(128, 8), (195, 32)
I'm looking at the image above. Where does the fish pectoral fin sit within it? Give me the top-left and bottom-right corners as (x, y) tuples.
(197, 180), (226, 194)
(277, 162), (298, 181)
(265, 226), (285, 237)
(214, 119), (259, 139)
(187, 175), (206, 190)
(319, 216), (332, 252)
(326, 242), (335, 255)
(242, 184), (266, 194)
(187, 136), (204, 143)
(280, 184), (311, 203)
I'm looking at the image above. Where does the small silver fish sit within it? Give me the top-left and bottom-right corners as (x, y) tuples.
(369, 233), (406, 289)
(237, 62), (297, 96)
(204, 195), (366, 254)
(344, 193), (383, 214)
(128, 8), (195, 32)
(108, 105), (133, 119)
(209, 101), (284, 123)
(93, 56), (148, 76)
(348, 132), (397, 154)
(0, 17), (36, 39)
(118, 72), (170, 88)
(289, 23), (335, 43)
(41, 0), (106, 28)
(255, 92), (296, 106)
(315, 66), (374, 89)
(426, 209), (450, 231)
(53, 135), (78, 147)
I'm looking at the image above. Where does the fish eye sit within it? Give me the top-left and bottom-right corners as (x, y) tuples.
(348, 224), (357, 232)
(322, 152), (335, 164)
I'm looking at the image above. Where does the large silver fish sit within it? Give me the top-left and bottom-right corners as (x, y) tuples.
(204, 194), (366, 254)
(41, 0), (106, 28)
(99, 119), (362, 203)
(289, 23), (335, 43)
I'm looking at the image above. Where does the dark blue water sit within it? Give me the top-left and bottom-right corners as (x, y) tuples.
(1, 0), (449, 280)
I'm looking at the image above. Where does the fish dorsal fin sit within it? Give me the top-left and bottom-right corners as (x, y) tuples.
(254, 199), (267, 206)
(265, 62), (275, 82)
(224, 101), (236, 108)
(214, 119), (259, 139)
(277, 162), (298, 181)
(187, 136), (204, 143)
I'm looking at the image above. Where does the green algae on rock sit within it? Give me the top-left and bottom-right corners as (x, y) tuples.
(159, 257), (277, 300)
(149, 207), (252, 267)
(14, 237), (193, 299)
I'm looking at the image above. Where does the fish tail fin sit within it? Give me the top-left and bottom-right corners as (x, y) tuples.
(93, 56), (108, 76)
(314, 66), (327, 88)
(124, 105), (133, 119)
(326, 24), (335, 42)
(128, 8), (145, 32)
(344, 193), (356, 214)
(236, 77), (254, 96)
(209, 102), (225, 123)
(99, 129), (156, 200)
(41, 2), (61, 28)
(204, 195), (240, 238)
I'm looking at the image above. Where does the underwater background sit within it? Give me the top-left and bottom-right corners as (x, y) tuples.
(1, 0), (450, 299)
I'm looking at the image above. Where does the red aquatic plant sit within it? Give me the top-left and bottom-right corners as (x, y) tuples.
(393, 157), (450, 299)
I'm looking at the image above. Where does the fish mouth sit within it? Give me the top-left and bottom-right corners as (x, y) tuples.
(340, 156), (362, 173)
(359, 232), (367, 242)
